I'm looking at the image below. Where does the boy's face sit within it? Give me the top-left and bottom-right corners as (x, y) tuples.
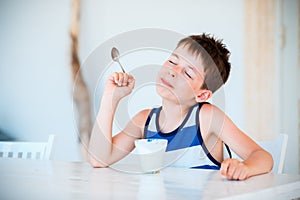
(156, 45), (210, 105)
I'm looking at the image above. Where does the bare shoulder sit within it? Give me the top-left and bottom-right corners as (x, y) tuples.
(198, 103), (228, 136)
(200, 103), (224, 115)
(119, 109), (152, 140)
(199, 103), (225, 122)
(129, 109), (152, 129)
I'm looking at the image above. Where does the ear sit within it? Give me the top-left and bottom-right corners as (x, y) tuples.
(195, 90), (212, 102)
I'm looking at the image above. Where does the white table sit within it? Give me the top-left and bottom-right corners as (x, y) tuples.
(1, 159), (300, 200)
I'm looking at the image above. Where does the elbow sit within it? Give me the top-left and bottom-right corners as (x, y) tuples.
(259, 150), (274, 173)
(90, 161), (108, 168)
(267, 152), (274, 172)
(88, 157), (110, 168)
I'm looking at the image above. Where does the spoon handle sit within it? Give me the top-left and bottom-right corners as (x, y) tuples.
(117, 61), (126, 73)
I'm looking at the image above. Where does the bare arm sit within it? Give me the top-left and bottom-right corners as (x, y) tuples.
(200, 104), (273, 180)
(88, 72), (149, 167)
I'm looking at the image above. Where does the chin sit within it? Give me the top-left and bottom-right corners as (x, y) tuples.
(156, 85), (179, 102)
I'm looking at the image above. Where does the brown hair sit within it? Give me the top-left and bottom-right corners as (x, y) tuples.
(177, 33), (231, 93)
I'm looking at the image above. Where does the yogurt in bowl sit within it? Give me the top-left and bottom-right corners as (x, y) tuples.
(134, 139), (168, 173)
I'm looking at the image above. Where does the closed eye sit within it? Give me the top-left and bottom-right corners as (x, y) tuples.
(185, 71), (192, 79)
(169, 60), (177, 65)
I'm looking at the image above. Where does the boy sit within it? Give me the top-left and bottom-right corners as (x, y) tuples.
(88, 34), (273, 180)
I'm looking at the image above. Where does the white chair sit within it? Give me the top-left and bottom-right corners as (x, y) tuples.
(258, 133), (288, 174)
(229, 133), (288, 174)
(0, 134), (55, 160)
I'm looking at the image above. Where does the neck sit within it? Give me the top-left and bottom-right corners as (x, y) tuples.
(162, 101), (189, 116)
(159, 99), (196, 132)
(161, 97), (197, 115)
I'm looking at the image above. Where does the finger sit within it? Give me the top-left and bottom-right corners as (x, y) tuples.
(238, 170), (248, 181)
(117, 73), (124, 86)
(227, 159), (241, 180)
(227, 165), (236, 180)
(220, 159), (230, 176)
(111, 72), (119, 85)
(232, 167), (242, 180)
(122, 73), (129, 86)
(128, 74), (134, 82)
(237, 164), (250, 180)
(127, 75), (135, 87)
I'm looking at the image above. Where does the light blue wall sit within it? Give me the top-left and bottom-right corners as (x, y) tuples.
(0, 0), (81, 161)
(280, 0), (299, 174)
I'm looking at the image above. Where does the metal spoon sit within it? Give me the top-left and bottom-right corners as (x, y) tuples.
(111, 47), (126, 73)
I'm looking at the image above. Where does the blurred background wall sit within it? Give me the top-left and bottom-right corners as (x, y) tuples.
(0, 0), (299, 174)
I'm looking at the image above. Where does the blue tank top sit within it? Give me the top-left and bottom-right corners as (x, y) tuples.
(143, 103), (229, 170)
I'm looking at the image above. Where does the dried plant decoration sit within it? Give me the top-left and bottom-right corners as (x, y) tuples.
(70, 0), (92, 161)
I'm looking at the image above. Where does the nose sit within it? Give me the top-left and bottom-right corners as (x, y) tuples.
(168, 65), (181, 77)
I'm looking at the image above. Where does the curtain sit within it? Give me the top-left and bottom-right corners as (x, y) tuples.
(244, 0), (276, 140)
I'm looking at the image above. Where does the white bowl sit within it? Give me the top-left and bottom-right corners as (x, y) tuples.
(134, 139), (168, 172)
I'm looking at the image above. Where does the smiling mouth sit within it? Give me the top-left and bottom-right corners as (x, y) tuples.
(161, 78), (173, 88)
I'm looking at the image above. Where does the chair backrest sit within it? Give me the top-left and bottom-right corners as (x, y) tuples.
(257, 133), (288, 174)
(229, 133), (288, 174)
(0, 135), (55, 160)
